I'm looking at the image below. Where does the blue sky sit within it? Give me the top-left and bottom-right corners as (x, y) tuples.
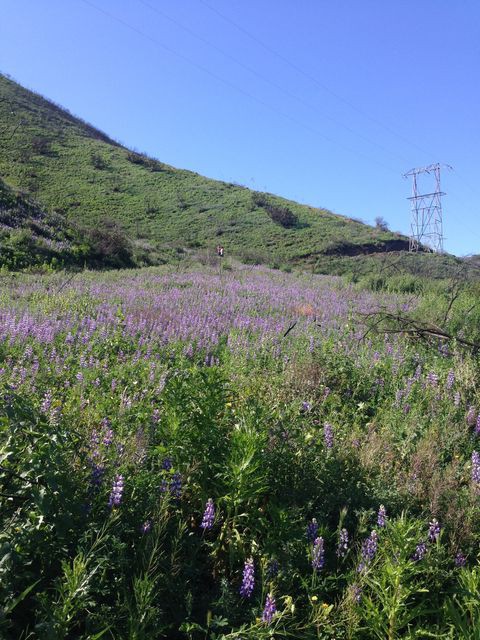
(1, 0), (479, 255)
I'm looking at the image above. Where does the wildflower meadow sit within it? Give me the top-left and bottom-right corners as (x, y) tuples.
(1, 264), (480, 639)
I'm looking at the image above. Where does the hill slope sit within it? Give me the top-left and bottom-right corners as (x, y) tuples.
(0, 73), (464, 276)
(0, 177), (138, 270)
(0, 177), (83, 269)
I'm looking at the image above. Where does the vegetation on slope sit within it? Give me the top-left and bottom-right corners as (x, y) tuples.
(1, 265), (480, 638)
(1, 72), (465, 277)
(0, 177), (136, 270)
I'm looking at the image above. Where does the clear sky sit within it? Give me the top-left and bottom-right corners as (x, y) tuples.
(1, 0), (479, 256)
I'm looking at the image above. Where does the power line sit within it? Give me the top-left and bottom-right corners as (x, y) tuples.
(137, 0), (412, 166)
(77, 0), (478, 252)
(198, 0), (433, 160)
(78, 0), (399, 175)
(196, 1), (480, 251)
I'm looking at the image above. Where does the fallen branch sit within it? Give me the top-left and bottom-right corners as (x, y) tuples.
(357, 309), (480, 353)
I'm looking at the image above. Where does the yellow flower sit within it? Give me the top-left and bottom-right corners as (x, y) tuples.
(322, 602), (329, 608)
(311, 595), (318, 602)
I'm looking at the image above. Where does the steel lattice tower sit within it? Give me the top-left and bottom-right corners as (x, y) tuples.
(403, 163), (451, 253)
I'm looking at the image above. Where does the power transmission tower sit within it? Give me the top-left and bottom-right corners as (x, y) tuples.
(403, 163), (451, 253)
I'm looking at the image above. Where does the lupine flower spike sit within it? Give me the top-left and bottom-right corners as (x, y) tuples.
(323, 422), (334, 449)
(262, 593), (277, 624)
(358, 530), (378, 572)
(239, 558), (255, 598)
(108, 474), (124, 507)
(306, 518), (318, 542)
(412, 542), (427, 562)
(472, 451), (480, 487)
(377, 505), (387, 527)
(266, 559), (279, 579)
(337, 528), (349, 558)
(200, 498), (215, 530)
(141, 521), (152, 534)
(170, 472), (182, 499)
(428, 519), (441, 543)
(312, 536), (325, 571)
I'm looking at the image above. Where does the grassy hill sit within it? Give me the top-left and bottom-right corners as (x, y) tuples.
(0, 177), (83, 270)
(0, 177), (138, 270)
(0, 72), (467, 277)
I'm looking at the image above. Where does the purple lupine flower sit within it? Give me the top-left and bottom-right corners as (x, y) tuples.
(471, 451), (480, 485)
(301, 401), (312, 413)
(141, 520), (152, 534)
(239, 558), (255, 598)
(476, 416), (480, 437)
(90, 463), (104, 488)
(170, 472), (182, 499)
(102, 419), (114, 445)
(323, 422), (334, 449)
(40, 390), (52, 414)
(428, 519), (441, 543)
(108, 474), (124, 507)
(455, 551), (467, 567)
(336, 528), (348, 558)
(262, 593), (277, 624)
(102, 427), (113, 445)
(467, 406), (476, 426)
(200, 498), (215, 530)
(446, 370), (455, 390)
(306, 518), (318, 542)
(161, 457), (173, 471)
(426, 371), (439, 387)
(454, 391), (461, 407)
(312, 536), (325, 571)
(363, 530), (378, 560)
(152, 408), (161, 423)
(358, 530), (378, 572)
(412, 542), (427, 562)
(377, 505), (387, 528)
(159, 478), (169, 494)
(266, 559), (279, 579)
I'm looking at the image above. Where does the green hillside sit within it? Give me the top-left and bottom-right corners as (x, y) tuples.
(0, 73), (465, 276)
(0, 177), (137, 270)
(0, 177), (88, 270)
